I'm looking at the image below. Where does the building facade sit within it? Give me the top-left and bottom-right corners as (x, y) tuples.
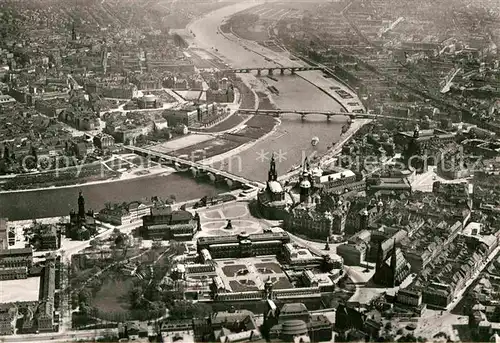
(197, 231), (291, 259)
(142, 205), (197, 240)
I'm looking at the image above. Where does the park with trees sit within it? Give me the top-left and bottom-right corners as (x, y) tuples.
(70, 238), (211, 330)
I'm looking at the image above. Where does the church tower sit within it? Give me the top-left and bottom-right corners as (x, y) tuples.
(268, 153), (278, 182)
(390, 238), (398, 287)
(299, 178), (311, 204)
(78, 191), (85, 219)
(413, 124), (420, 138)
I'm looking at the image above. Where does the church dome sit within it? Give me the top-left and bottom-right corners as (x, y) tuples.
(300, 180), (311, 189)
(281, 320), (308, 337)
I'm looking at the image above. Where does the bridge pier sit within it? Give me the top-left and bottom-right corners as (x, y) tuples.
(190, 167), (199, 177)
(280, 68), (285, 75)
(291, 68), (296, 75)
(327, 114), (331, 122)
(301, 114), (306, 120)
(257, 69), (261, 76)
(207, 172), (216, 183)
(268, 69), (273, 75)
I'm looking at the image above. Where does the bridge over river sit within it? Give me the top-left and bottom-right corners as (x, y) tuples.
(238, 109), (431, 122)
(123, 146), (264, 189)
(222, 66), (323, 75)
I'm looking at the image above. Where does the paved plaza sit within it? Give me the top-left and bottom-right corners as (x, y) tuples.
(197, 202), (267, 237)
(0, 277), (40, 303)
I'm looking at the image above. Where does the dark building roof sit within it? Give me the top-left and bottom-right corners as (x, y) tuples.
(171, 210), (193, 222)
(280, 303), (309, 317)
(0, 247), (33, 257)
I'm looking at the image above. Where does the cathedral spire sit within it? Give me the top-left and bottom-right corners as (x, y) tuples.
(78, 191), (85, 219)
(302, 156), (310, 173)
(268, 153), (277, 182)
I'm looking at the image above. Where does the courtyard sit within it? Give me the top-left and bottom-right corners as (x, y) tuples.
(0, 277), (40, 303)
(215, 256), (293, 292)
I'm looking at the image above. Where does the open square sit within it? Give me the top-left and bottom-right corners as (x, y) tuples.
(198, 202), (265, 237)
(0, 277), (40, 303)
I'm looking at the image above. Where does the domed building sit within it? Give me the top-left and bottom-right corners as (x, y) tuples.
(138, 93), (161, 109)
(264, 302), (333, 342)
(257, 153), (293, 220)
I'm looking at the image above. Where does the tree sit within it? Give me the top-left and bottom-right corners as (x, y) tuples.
(168, 300), (211, 320)
(24, 155), (37, 170)
(79, 303), (91, 316)
(170, 240), (184, 256)
(148, 301), (165, 319)
(78, 289), (92, 305)
(384, 322), (393, 331)
(3, 145), (10, 160)
(130, 286), (144, 309)
(71, 293), (79, 309)
(114, 234), (125, 248)
(30, 146), (38, 164)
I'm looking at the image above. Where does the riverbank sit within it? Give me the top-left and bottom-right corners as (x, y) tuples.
(0, 165), (174, 194)
(200, 116), (281, 166)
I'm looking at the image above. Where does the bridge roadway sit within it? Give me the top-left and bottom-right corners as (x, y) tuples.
(123, 145), (264, 188)
(223, 66), (323, 75)
(238, 108), (428, 122)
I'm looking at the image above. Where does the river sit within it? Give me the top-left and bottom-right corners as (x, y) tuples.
(0, 1), (346, 220)
(0, 174), (227, 221)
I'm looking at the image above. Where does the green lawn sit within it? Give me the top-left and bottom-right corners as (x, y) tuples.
(92, 275), (135, 314)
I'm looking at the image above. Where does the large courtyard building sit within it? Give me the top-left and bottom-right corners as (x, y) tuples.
(197, 230), (291, 259)
(98, 200), (152, 225)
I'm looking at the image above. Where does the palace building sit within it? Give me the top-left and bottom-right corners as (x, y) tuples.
(283, 160), (351, 239)
(197, 230), (291, 259)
